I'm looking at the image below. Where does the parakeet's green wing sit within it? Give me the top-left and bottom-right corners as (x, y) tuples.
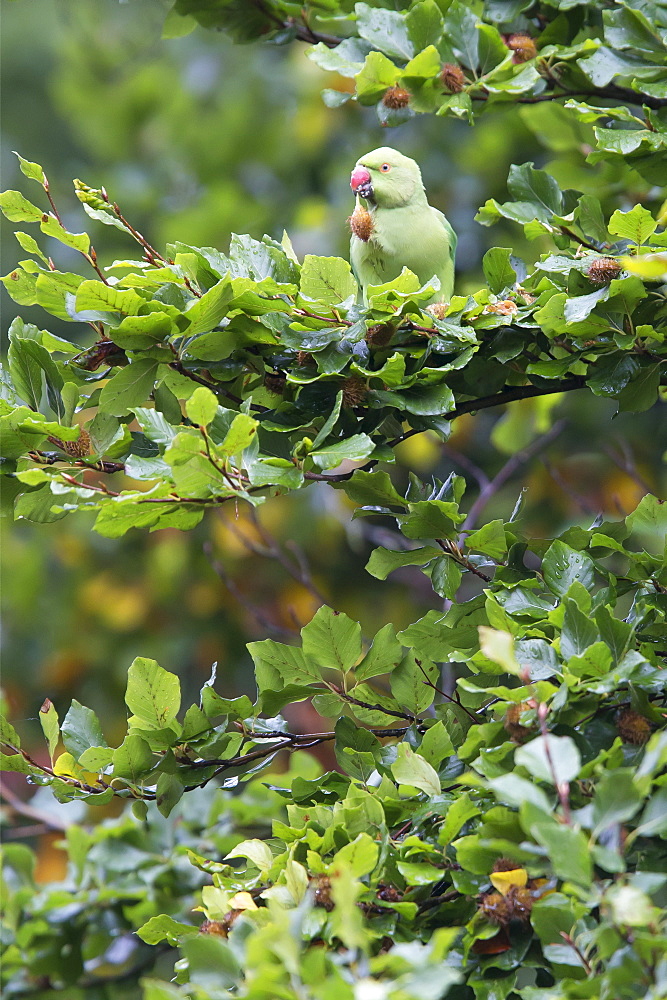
(433, 208), (457, 268)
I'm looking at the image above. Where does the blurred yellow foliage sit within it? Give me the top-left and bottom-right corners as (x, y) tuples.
(79, 573), (149, 631)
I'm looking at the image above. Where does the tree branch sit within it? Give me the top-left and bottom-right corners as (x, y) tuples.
(460, 419), (566, 534)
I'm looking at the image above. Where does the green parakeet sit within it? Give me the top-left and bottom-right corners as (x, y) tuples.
(349, 147), (457, 304)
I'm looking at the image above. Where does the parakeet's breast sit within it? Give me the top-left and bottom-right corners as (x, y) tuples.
(351, 202), (455, 303)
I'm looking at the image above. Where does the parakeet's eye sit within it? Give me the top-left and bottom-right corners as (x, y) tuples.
(380, 163), (391, 172)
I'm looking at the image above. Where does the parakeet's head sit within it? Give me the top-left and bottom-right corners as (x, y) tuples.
(350, 148), (426, 209)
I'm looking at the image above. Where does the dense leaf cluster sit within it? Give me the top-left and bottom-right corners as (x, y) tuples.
(2, 492), (666, 997)
(1, 153), (665, 534)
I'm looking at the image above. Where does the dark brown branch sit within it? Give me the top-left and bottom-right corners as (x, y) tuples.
(436, 537), (492, 583)
(415, 662), (478, 722)
(326, 682), (423, 723)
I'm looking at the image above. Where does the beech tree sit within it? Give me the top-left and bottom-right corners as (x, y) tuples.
(1, 1), (666, 998)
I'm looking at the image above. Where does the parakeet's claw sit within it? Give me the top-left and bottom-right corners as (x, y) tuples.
(356, 181), (374, 201)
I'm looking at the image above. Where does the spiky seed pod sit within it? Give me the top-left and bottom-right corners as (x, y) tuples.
(297, 351), (316, 367)
(503, 703), (533, 743)
(264, 373), (286, 395)
(616, 707), (652, 745)
(366, 323), (395, 348)
(48, 430), (91, 458)
(587, 257), (622, 284)
(341, 376), (369, 408)
(376, 884), (401, 902)
(441, 63), (465, 93)
(312, 876), (334, 911)
(349, 204), (374, 242)
(506, 33), (538, 63)
(426, 302), (448, 320)
(492, 857), (522, 873)
(505, 886), (533, 923)
(76, 339), (127, 371)
(382, 85), (411, 109)
(478, 892), (512, 927)
(200, 911), (242, 937)
(200, 919), (227, 936)
(486, 299), (518, 316)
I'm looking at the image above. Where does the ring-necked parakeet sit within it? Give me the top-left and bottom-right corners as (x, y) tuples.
(349, 147), (456, 304)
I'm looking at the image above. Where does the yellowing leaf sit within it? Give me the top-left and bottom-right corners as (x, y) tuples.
(490, 868), (528, 895)
(229, 891), (258, 910)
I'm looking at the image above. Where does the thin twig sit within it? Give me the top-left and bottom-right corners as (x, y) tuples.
(0, 781), (70, 831)
(415, 662), (478, 723)
(460, 419), (566, 534)
(203, 541), (299, 640)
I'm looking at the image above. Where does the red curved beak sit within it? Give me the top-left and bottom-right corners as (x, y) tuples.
(350, 166), (371, 192)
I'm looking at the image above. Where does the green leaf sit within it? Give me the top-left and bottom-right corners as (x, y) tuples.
(478, 627), (521, 675)
(592, 769), (643, 837)
(126, 657), (181, 730)
(0, 716), (21, 750)
(300, 255), (357, 305)
(483, 247), (517, 295)
(334, 716), (382, 781)
(74, 280), (146, 316)
(355, 3), (414, 61)
(7, 337), (43, 410)
(617, 363), (662, 413)
(0, 190), (43, 223)
(61, 700), (107, 760)
(13, 152), (46, 184)
(609, 205), (657, 246)
(137, 914), (198, 945)
(445, 0), (480, 70)
(226, 838), (273, 871)
(527, 816), (592, 887)
(331, 833), (378, 878)
(220, 412), (258, 455)
(466, 520), (507, 560)
(516, 735), (581, 785)
(338, 469), (409, 509)
(354, 623), (403, 682)
(626, 494), (666, 543)
(542, 540), (595, 597)
(507, 162), (563, 221)
(301, 606), (362, 674)
(391, 742), (441, 795)
(112, 733), (155, 781)
(396, 860), (448, 885)
(355, 50), (399, 102)
(310, 433), (375, 469)
(248, 638), (320, 688)
(406, 0), (444, 51)
(370, 383), (455, 416)
(419, 720), (454, 767)
(401, 499), (463, 540)
(14, 230), (48, 264)
(156, 771), (184, 817)
(560, 599), (600, 660)
(185, 386), (219, 427)
(438, 792), (481, 845)
(98, 360), (159, 417)
(366, 544), (441, 580)
(38, 698), (59, 764)
(184, 278), (233, 336)
(390, 652), (438, 714)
